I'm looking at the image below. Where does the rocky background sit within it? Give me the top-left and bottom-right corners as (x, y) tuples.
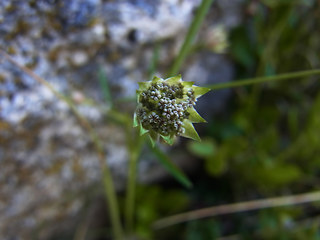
(0, 0), (244, 239)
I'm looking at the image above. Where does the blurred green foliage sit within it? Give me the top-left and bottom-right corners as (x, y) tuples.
(185, 220), (221, 240)
(134, 185), (189, 239)
(140, 0), (320, 239)
(14, 0), (320, 239)
(90, 0), (320, 238)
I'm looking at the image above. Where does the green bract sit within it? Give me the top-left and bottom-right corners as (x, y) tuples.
(133, 75), (210, 146)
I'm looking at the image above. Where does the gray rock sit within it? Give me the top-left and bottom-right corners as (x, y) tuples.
(0, 0), (244, 239)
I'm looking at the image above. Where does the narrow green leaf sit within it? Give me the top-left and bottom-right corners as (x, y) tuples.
(152, 76), (163, 83)
(98, 67), (113, 107)
(167, 0), (215, 77)
(205, 69), (320, 90)
(165, 74), (182, 84)
(149, 145), (193, 188)
(182, 81), (194, 89)
(140, 125), (149, 136)
(133, 112), (138, 127)
(193, 86), (211, 98)
(181, 121), (201, 141)
(188, 107), (206, 123)
(136, 91), (141, 103)
(188, 139), (216, 157)
(138, 82), (150, 91)
(148, 135), (156, 147)
(148, 42), (160, 79)
(161, 135), (175, 145)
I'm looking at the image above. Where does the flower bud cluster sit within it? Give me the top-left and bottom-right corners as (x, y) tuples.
(136, 81), (197, 136)
(134, 75), (210, 145)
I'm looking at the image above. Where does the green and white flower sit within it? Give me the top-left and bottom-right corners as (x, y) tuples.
(133, 75), (210, 146)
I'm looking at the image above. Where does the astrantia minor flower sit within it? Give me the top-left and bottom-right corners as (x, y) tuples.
(133, 75), (210, 146)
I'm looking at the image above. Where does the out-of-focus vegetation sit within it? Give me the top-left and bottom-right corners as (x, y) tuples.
(6, 0), (320, 239)
(133, 0), (320, 239)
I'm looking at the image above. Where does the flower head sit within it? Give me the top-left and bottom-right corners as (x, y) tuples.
(133, 75), (210, 146)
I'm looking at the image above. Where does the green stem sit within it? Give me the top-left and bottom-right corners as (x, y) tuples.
(125, 130), (143, 233)
(167, 0), (214, 77)
(102, 165), (125, 240)
(107, 110), (144, 234)
(98, 67), (113, 108)
(120, 4), (213, 225)
(153, 190), (320, 229)
(149, 42), (160, 79)
(206, 69), (320, 90)
(125, 147), (139, 233)
(124, 0), (214, 230)
(90, 126), (124, 240)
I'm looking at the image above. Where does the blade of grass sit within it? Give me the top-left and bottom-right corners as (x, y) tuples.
(98, 67), (113, 108)
(167, 0), (214, 77)
(148, 143), (193, 189)
(153, 190), (320, 229)
(0, 49), (125, 240)
(206, 69), (320, 90)
(148, 42), (160, 79)
(125, 129), (144, 234)
(106, 109), (145, 234)
(73, 208), (91, 240)
(116, 69), (320, 103)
